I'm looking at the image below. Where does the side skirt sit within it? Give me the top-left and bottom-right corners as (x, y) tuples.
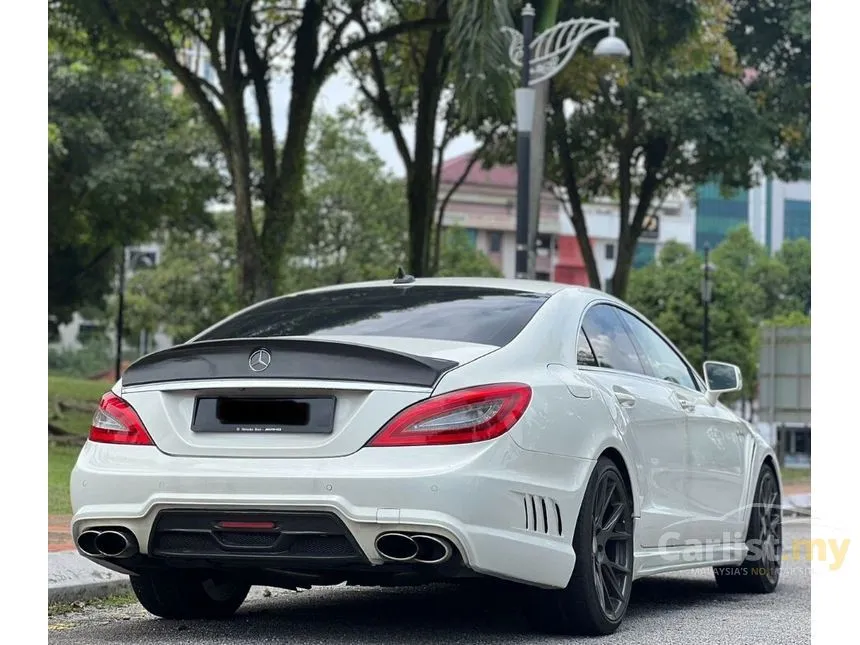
(633, 542), (748, 580)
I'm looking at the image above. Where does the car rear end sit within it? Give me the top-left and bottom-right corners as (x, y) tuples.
(70, 281), (581, 590)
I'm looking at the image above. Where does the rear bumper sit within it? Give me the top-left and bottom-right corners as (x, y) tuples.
(71, 438), (595, 588)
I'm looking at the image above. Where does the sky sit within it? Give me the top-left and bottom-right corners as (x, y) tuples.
(269, 70), (479, 177)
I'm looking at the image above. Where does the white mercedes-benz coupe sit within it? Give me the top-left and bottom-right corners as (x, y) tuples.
(70, 277), (782, 635)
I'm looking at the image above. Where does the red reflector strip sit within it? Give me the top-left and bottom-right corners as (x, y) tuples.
(216, 521), (276, 530)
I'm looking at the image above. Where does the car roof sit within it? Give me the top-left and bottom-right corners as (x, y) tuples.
(286, 276), (599, 298)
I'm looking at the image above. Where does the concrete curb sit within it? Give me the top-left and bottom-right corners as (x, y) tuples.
(49, 551), (131, 605)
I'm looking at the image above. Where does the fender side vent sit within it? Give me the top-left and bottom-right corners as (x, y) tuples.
(522, 494), (563, 536)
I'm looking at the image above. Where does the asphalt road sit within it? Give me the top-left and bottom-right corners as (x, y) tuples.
(49, 519), (811, 645)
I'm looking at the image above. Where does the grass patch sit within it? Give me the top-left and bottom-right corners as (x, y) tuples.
(48, 374), (105, 513)
(49, 592), (137, 616)
(49, 443), (82, 515)
(48, 374), (108, 437)
(780, 466), (811, 487)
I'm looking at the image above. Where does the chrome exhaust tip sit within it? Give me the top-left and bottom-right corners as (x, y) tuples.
(412, 534), (453, 564)
(77, 530), (102, 557)
(93, 529), (138, 558)
(375, 532), (419, 562)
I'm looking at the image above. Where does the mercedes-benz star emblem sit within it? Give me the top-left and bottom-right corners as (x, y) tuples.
(248, 348), (272, 372)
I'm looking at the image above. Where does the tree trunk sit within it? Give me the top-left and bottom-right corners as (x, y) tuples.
(406, 1), (448, 277)
(549, 92), (601, 288)
(222, 63), (264, 306)
(611, 232), (637, 298)
(611, 138), (668, 300)
(257, 2), (323, 300)
(233, 169), (264, 305)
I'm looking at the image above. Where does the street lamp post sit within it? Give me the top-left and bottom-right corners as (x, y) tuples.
(503, 5), (630, 280)
(514, 5), (536, 279)
(701, 244), (715, 362)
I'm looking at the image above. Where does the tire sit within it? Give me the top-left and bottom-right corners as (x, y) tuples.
(713, 462), (782, 593)
(524, 456), (634, 636)
(130, 570), (250, 619)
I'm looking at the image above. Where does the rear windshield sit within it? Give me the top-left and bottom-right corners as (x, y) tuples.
(195, 286), (550, 347)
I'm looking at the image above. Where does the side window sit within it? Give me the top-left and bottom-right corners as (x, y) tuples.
(581, 305), (647, 375)
(576, 328), (599, 367)
(617, 310), (699, 390)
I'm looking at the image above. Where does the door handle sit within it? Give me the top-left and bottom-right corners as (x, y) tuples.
(613, 389), (637, 408)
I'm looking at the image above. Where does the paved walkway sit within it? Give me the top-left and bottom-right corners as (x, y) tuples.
(47, 483), (812, 554)
(49, 515), (75, 553)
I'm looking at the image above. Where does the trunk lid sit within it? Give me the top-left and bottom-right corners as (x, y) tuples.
(120, 335), (497, 458)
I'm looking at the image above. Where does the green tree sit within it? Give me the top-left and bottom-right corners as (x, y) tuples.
(533, 0), (810, 298)
(346, 1), (503, 277)
(48, 49), (221, 323)
(727, 0), (810, 175)
(775, 238), (810, 316)
(710, 226), (788, 322)
(123, 110), (499, 341)
(120, 213), (238, 344)
(627, 241), (757, 400)
(436, 228), (503, 277)
(282, 110), (410, 291)
(348, 0), (650, 278)
(53, 0), (452, 305)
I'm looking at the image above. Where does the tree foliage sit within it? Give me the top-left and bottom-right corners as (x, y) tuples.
(627, 240), (757, 399)
(48, 47), (221, 322)
(476, 0), (810, 299)
(119, 213), (238, 344)
(346, 0), (503, 277)
(775, 238), (810, 316)
(282, 109), (410, 291)
(627, 227), (810, 400)
(726, 0), (810, 173)
(53, 0), (451, 305)
(123, 110), (499, 342)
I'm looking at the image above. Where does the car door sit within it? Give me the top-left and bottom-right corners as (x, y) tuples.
(577, 304), (691, 548)
(617, 309), (748, 542)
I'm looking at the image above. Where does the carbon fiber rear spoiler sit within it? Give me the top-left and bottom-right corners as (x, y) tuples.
(121, 338), (458, 388)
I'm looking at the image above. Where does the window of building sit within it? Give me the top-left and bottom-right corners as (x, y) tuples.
(695, 181), (749, 251)
(783, 200), (811, 242)
(465, 228), (478, 247)
(535, 271), (551, 281)
(633, 242), (656, 268)
(605, 243), (615, 260)
(488, 231), (503, 253)
(78, 322), (104, 344)
(580, 305), (647, 375)
(536, 233), (552, 257)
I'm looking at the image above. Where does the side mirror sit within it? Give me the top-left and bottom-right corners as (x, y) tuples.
(703, 361), (742, 404)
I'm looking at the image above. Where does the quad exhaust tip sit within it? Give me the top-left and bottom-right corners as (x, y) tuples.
(76, 528), (139, 559)
(375, 532), (454, 564)
(412, 534), (453, 565)
(374, 532), (419, 562)
(77, 530), (102, 557)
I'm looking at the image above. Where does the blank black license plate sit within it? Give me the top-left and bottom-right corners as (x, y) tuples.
(191, 396), (336, 434)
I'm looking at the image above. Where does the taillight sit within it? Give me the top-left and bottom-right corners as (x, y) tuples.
(89, 392), (154, 446)
(368, 383), (532, 447)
